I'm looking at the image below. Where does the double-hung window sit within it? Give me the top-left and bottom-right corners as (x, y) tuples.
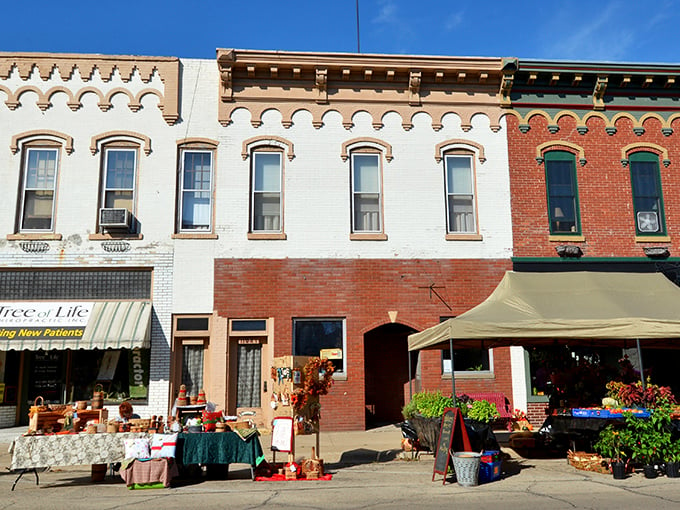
(20, 148), (59, 231)
(629, 152), (665, 235)
(179, 150), (213, 231)
(251, 151), (282, 232)
(351, 153), (382, 232)
(445, 154), (476, 233)
(103, 148), (136, 211)
(545, 151), (580, 234)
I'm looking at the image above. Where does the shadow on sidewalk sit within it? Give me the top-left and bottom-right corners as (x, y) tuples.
(325, 447), (402, 470)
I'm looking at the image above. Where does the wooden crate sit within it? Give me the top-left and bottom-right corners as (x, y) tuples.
(28, 410), (64, 433)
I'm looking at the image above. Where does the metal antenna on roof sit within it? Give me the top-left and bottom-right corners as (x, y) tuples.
(356, 0), (361, 53)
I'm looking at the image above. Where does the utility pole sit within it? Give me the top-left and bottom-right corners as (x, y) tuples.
(356, 0), (361, 53)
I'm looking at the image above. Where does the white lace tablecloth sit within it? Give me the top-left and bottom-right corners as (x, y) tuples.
(9, 433), (148, 470)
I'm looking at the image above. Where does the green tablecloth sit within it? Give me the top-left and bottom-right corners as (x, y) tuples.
(176, 432), (265, 467)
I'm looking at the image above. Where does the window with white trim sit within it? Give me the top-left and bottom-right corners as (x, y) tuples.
(351, 152), (382, 233)
(19, 147), (59, 231)
(102, 147), (136, 211)
(444, 154), (476, 233)
(179, 150), (213, 231)
(251, 151), (282, 232)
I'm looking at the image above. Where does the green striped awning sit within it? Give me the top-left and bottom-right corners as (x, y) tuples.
(80, 301), (152, 349)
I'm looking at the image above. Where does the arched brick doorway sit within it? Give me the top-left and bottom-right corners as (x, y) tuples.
(364, 322), (417, 429)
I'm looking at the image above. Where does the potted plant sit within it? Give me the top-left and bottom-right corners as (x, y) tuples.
(664, 440), (680, 478)
(467, 399), (500, 425)
(401, 390), (453, 451)
(594, 424), (630, 479)
(624, 400), (674, 479)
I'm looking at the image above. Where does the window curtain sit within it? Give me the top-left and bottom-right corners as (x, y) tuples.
(236, 344), (261, 408)
(182, 345), (204, 396)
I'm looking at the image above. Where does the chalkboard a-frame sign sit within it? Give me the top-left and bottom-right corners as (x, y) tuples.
(432, 407), (472, 484)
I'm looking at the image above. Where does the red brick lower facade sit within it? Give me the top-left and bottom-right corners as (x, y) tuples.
(214, 258), (513, 431)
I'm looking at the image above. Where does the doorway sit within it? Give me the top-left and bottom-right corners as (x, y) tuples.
(363, 323), (416, 429)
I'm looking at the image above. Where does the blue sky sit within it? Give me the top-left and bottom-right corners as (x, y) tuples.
(3, 1), (679, 63)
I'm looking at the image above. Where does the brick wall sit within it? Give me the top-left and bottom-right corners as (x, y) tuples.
(214, 257), (512, 430)
(507, 114), (680, 258)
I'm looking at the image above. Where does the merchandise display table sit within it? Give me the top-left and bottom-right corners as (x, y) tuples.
(175, 431), (265, 479)
(9, 432), (148, 490)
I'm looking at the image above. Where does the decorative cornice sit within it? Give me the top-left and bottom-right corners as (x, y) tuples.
(536, 140), (586, 165)
(620, 142), (670, 165)
(241, 135), (295, 161)
(90, 131), (152, 155)
(0, 53), (180, 125)
(11, 130), (74, 154)
(434, 139), (486, 163)
(340, 137), (393, 162)
(216, 49), (506, 130)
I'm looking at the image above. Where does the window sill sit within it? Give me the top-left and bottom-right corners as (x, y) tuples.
(332, 373), (347, 381)
(7, 233), (62, 240)
(549, 234), (585, 242)
(445, 233), (483, 241)
(527, 395), (549, 403)
(350, 233), (388, 241)
(635, 235), (670, 242)
(89, 233), (144, 240)
(172, 233), (218, 239)
(442, 371), (495, 380)
(247, 232), (287, 240)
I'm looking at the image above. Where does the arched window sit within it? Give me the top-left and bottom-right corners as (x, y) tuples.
(629, 151), (666, 235)
(544, 150), (581, 235)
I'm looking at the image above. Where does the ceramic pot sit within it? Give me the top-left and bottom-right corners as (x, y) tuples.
(611, 460), (626, 479)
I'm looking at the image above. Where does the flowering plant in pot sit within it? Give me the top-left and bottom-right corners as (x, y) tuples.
(664, 440), (680, 478)
(594, 424), (631, 478)
(624, 399), (674, 478)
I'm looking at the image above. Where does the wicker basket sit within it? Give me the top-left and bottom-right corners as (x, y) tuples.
(567, 451), (610, 474)
(29, 397), (48, 417)
(128, 418), (151, 432)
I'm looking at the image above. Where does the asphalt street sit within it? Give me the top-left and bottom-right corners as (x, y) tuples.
(2, 425), (680, 509)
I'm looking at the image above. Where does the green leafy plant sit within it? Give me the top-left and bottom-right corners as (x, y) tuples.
(467, 399), (500, 424)
(594, 424), (630, 462)
(401, 390), (453, 419)
(624, 399), (674, 465)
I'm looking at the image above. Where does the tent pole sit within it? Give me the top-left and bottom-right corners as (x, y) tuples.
(408, 348), (413, 400)
(450, 338), (456, 406)
(636, 338), (646, 391)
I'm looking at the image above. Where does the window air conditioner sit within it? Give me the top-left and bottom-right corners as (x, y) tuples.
(637, 211), (659, 233)
(99, 208), (131, 229)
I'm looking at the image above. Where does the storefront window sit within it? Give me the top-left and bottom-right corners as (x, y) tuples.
(181, 344), (204, 397)
(526, 346), (621, 407)
(25, 348), (150, 405)
(441, 348), (490, 373)
(0, 351), (19, 404)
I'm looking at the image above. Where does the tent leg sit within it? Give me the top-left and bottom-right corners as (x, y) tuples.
(408, 348), (413, 401)
(636, 338), (646, 391)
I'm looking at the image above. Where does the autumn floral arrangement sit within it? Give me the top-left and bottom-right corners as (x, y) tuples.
(507, 408), (533, 431)
(302, 357), (335, 396)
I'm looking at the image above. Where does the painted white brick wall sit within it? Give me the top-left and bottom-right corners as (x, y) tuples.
(0, 406), (16, 428)
(0, 54), (516, 421)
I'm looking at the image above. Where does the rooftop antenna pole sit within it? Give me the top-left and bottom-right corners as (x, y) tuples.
(356, 0), (361, 53)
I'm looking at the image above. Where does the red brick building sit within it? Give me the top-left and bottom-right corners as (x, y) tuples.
(503, 59), (680, 424)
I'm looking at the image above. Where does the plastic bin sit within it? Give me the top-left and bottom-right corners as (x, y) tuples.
(479, 460), (502, 483)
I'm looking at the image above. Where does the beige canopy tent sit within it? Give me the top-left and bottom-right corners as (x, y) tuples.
(407, 271), (680, 397)
(408, 271), (680, 351)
